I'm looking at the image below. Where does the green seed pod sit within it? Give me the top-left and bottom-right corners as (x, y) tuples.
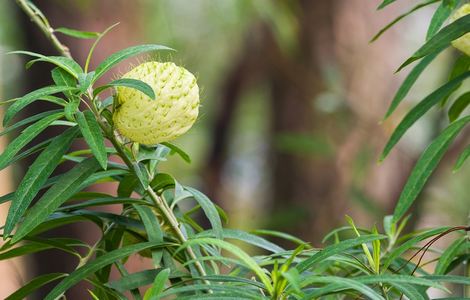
(451, 4), (470, 56)
(113, 61), (199, 145)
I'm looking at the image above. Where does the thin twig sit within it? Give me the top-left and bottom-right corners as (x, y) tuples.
(15, 0), (72, 58)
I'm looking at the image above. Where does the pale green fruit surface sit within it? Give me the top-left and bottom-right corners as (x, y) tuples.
(113, 62), (199, 145)
(451, 4), (470, 56)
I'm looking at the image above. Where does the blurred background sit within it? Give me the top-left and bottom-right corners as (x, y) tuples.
(0, 0), (469, 298)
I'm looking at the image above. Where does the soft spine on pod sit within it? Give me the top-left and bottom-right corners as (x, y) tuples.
(451, 3), (470, 56)
(113, 61), (199, 145)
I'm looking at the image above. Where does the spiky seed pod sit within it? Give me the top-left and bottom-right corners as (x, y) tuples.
(451, 4), (470, 56)
(113, 61), (199, 145)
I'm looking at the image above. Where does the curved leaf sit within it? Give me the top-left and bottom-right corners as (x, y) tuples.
(435, 236), (467, 275)
(45, 241), (171, 300)
(51, 67), (77, 101)
(185, 187), (223, 240)
(0, 109), (62, 137)
(371, 0), (439, 42)
(0, 112), (63, 170)
(454, 143), (470, 171)
(92, 44), (173, 82)
(378, 0), (397, 10)
(301, 276), (384, 300)
(76, 110), (107, 169)
(448, 91), (470, 122)
(296, 234), (386, 273)
(384, 51), (440, 119)
(3, 85), (74, 125)
(12, 158), (101, 243)
(134, 204), (164, 267)
(381, 71), (470, 161)
(93, 78), (155, 100)
(10, 51), (83, 78)
(4, 126), (79, 236)
(426, 0), (460, 40)
(398, 14), (470, 71)
(393, 116), (470, 222)
(179, 238), (273, 294)
(5, 273), (67, 300)
(55, 27), (99, 39)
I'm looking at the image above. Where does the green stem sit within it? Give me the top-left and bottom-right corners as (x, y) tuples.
(18, 0), (210, 286)
(106, 128), (209, 280)
(15, 0), (72, 58)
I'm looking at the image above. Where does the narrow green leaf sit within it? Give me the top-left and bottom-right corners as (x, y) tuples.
(423, 274), (470, 286)
(78, 72), (95, 93)
(0, 109), (62, 137)
(93, 78), (155, 100)
(383, 227), (450, 270)
(132, 162), (149, 189)
(296, 234), (386, 273)
(196, 228), (284, 253)
(426, 0), (460, 40)
(143, 268), (170, 300)
(51, 67), (77, 100)
(179, 238), (273, 294)
(384, 51), (439, 119)
(435, 236), (467, 274)
(0, 112), (63, 170)
(377, 0), (397, 9)
(3, 86), (74, 125)
(10, 138), (52, 165)
(397, 15), (470, 71)
(106, 269), (172, 293)
(356, 274), (446, 290)
(159, 284), (263, 299)
(4, 126), (79, 236)
(454, 143), (470, 171)
(59, 197), (145, 211)
(45, 241), (170, 300)
(381, 71), (470, 161)
(448, 91), (470, 122)
(390, 283), (427, 300)
(251, 229), (309, 246)
(134, 205), (164, 267)
(371, 0), (439, 42)
(0, 242), (51, 260)
(55, 27), (100, 39)
(12, 158), (101, 243)
(64, 99), (80, 121)
(10, 51), (83, 78)
(5, 273), (67, 300)
(301, 276), (385, 300)
(441, 55), (470, 106)
(76, 110), (107, 169)
(161, 142), (191, 163)
(393, 116), (470, 222)
(185, 187), (223, 240)
(84, 23), (120, 73)
(92, 44), (173, 82)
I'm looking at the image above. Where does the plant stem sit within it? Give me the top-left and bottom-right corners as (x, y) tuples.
(106, 129), (209, 280)
(18, 0), (210, 285)
(15, 0), (72, 58)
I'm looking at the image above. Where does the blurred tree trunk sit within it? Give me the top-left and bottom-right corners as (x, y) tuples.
(204, 0), (421, 243)
(267, 0), (348, 241)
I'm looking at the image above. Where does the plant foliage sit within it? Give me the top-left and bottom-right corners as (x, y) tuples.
(1, 0), (469, 299)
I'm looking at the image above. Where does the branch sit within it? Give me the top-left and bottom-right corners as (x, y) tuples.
(16, 0), (72, 58)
